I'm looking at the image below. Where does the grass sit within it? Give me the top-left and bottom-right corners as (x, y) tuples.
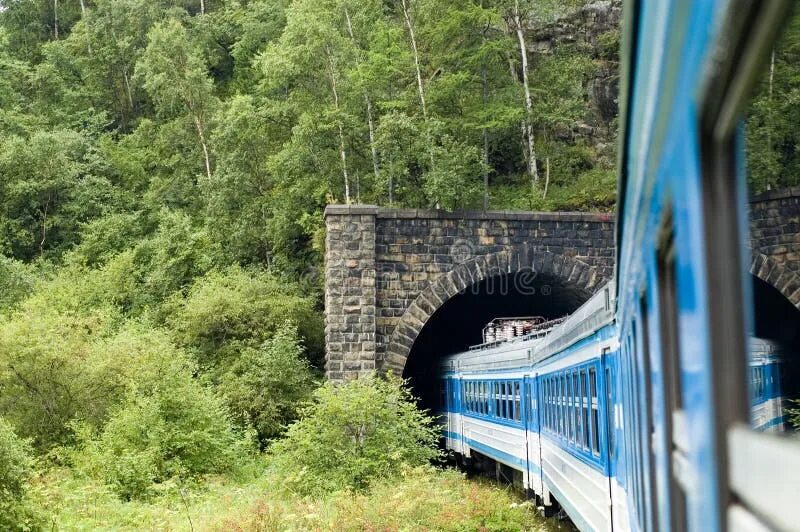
(32, 465), (558, 531)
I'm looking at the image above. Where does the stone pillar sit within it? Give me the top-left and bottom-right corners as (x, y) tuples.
(324, 205), (378, 381)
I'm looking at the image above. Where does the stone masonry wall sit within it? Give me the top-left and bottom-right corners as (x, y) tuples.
(325, 205), (615, 380)
(324, 206), (377, 381)
(749, 188), (800, 275)
(325, 191), (800, 380)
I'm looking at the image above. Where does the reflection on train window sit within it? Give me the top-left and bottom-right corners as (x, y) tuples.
(745, 9), (800, 433)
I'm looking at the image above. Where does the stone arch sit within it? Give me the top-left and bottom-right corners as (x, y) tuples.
(382, 243), (607, 372)
(749, 252), (800, 309)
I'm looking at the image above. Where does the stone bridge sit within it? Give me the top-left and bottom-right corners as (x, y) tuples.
(323, 188), (800, 381)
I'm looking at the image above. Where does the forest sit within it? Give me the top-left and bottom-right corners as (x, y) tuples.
(0, 0), (797, 529)
(0, 0), (617, 528)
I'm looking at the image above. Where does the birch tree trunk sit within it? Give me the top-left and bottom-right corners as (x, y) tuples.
(513, 0), (538, 184)
(482, 64), (490, 210)
(53, 0), (58, 40)
(193, 115), (213, 182)
(200, 0), (205, 15)
(344, 7), (382, 200)
(542, 157), (550, 199)
(123, 70), (134, 112)
(79, 0), (92, 54)
(400, 0), (427, 118)
(326, 48), (351, 204)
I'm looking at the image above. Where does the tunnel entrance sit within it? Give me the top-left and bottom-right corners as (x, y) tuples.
(750, 274), (800, 430)
(402, 271), (591, 412)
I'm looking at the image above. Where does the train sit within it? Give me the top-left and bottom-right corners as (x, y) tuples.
(437, 1), (800, 530)
(439, 283), (792, 530)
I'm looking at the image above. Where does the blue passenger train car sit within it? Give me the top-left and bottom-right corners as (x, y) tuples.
(438, 1), (800, 530)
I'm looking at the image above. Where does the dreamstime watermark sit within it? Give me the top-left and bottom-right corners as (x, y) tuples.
(319, 237), (554, 299)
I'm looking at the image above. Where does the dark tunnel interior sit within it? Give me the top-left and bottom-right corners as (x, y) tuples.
(402, 273), (800, 415)
(402, 271), (591, 412)
(751, 275), (800, 402)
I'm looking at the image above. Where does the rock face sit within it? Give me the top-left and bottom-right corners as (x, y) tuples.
(525, 0), (622, 150)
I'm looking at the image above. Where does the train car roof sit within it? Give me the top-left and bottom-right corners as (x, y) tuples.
(441, 281), (616, 373)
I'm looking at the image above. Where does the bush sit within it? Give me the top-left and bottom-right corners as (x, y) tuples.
(0, 417), (40, 530)
(0, 255), (34, 311)
(788, 399), (800, 430)
(0, 306), (125, 450)
(167, 265), (323, 368)
(220, 322), (316, 447)
(84, 329), (253, 500)
(269, 374), (441, 496)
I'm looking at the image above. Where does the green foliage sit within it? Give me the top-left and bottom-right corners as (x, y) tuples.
(37, 464), (547, 531)
(788, 399), (800, 431)
(0, 417), (41, 531)
(0, 255), (35, 310)
(221, 467), (538, 531)
(746, 11), (800, 193)
(220, 322), (316, 446)
(167, 265), (323, 367)
(92, 375), (250, 500)
(53, 322), (254, 500)
(0, 129), (120, 260)
(270, 374), (441, 496)
(0, 305), (124, 449)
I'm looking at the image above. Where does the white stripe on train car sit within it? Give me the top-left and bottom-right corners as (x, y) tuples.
(540, 436), (612, 531)
(611, 479), (631, 531)
(460, 416), (530, 486)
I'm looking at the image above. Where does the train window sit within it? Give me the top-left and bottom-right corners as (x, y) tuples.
(504, 381), (510, 420)
(605, 366), (614, 460)
(514, 381), (521, 422)
(580, 370), (589, 450)
(701, 2), (799, 527)
(546, 377), (554, 432)
(505, 381), (511, 420)
(656, 220), (689, 530)
(558, 373), (569, 440)
(544, 379), (550, 431)
(589, 367), (600, 456)
(510, 381), (516, 421)
(493, 382), (499, 417)
(555, 375), (561, 436)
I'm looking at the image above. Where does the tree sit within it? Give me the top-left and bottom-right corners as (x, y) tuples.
(269, 374), (441, 496)
(220, 322), (316, 447)
(0, 417), (40, 531)
(136, 18), (217, 181)
(0, 129), (120, 260)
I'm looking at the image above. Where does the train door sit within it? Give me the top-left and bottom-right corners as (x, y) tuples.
(524, 375), (544, 499)
(601, 348), (616, 529)
(448, 377), (463, 454)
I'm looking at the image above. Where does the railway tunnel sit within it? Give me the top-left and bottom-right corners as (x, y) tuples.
(402, 270), (592, 412)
